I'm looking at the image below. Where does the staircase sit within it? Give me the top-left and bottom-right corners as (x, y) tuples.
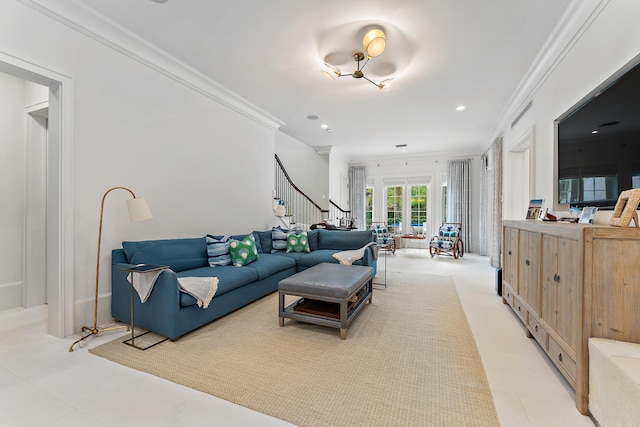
(274, 154), (352, 230)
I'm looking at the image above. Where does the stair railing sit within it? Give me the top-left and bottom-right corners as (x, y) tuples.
(274, 154), (329, 229)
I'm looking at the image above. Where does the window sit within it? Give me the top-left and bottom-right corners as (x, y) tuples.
(582, 177), (608, 201)
(386, 186), (403, 233)
(365, 187), (374, 228)
(410, 185), (427, 234)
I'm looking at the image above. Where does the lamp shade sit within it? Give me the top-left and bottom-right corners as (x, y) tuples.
(275, 204), (286, 217)
(363, 29), (386, 57)
(126, 197), (153, 223)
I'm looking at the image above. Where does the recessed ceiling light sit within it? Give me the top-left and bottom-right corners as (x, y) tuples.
(306, 115), (319, 120)
(456, 105), (466, 111)
(592, 130), (599, 134)
(321, 124), (329, 129)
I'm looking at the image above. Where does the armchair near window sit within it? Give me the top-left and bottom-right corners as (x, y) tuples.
(370, 222), (396, 254)
(429, 222), (465, 259)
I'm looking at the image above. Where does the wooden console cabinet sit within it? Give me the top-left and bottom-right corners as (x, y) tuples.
(502, 220), (640, 415)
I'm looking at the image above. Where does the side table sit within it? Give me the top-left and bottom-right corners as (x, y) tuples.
(373, 242), (390, 289)
(121, 264), (169, 350)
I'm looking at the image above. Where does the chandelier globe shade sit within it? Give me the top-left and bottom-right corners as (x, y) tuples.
(363, 29), (386, 57)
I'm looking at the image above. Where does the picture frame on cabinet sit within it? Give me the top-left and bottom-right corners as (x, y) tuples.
(526, 199), (544, 220)
(537, 208), (548, 221)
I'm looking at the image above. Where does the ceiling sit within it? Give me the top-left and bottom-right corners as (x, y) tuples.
(78, 0), (572, 160)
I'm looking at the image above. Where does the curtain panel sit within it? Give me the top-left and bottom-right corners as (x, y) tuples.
(490, 138), (503, 268)
(447, 159), (472, 252)
(478, 155), (490, 256)
(349, 166), (367, 231)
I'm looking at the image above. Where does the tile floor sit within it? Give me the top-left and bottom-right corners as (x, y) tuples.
(0, 250), (595, 427)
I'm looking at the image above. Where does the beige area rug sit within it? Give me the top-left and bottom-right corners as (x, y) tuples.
(91, 272), (499, 427)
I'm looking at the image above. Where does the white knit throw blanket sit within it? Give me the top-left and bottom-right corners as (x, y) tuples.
(332, 242), (377, 265)
(128, 268), (218, 308)
(177, 277), (218, 309)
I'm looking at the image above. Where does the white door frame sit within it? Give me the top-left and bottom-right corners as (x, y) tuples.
(24, 102), (48, 308)
(0, 52), (75, 338)
(506, 126), (535, 220)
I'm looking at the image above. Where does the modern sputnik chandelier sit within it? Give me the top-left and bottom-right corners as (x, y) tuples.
(322, 28), (394, 90)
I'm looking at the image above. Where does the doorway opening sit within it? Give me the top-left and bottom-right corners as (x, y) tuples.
(0, 55), (74, 338)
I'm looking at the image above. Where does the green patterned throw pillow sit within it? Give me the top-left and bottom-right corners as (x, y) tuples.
(229, 234), (259, 267)
(286, 231), (310, 253)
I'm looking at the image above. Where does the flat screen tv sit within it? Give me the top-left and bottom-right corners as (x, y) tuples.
(557, 57), (640, 209)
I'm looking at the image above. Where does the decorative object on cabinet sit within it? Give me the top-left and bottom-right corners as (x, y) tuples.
(578, 206), (597, 224)
(69, 186), (153, 352)
(526, 198), (544, 219)
(609, 188), (640, 227)
(537, 208), (548, 221)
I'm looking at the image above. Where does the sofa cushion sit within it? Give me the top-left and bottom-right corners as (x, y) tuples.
(318, 229), (374, 250)
(243, 254), (297, 280)
(271, 226), (289, 251)
(205, 234), (232, 267)
(122, 238), (207, 272)
(229, 234), (259, 267)
(176, 265), (259, 306)
(307, 229), (320, 251)
(253, 230), (271, 254)
(287, 231), (310, 253)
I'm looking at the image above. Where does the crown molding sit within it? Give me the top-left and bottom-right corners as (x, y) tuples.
(18, 0), (284, 131)
(489, 0), (611, 140)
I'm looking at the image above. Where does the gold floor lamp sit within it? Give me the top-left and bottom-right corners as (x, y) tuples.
(69, 186), (153, 352)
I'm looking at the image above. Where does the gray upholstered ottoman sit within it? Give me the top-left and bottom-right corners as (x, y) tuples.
(278, 262), (374, 339)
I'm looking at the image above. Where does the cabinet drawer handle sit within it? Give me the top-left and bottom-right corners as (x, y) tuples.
(518, 305), (521, 312)
(534, 325), (538, 332)
(525, 259), (530, 266)
(508, 250), (512, 255)
(558, 353), (563, 362)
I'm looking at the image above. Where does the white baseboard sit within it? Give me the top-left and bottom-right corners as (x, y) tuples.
(72, 293), (116, 333)
(0, 282), (23, 311)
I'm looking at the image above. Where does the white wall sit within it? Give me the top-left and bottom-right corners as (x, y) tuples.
(275, 132), (329, 209)
(499, 1), (640, 224)
(329, 147), (350, 209)
(0, 2), (280, 332)
(0, 72), (25, 310)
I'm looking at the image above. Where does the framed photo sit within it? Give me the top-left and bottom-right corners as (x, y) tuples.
(526, 199), (544, 220)
(537, 208), (548, 221)
(579, 206), (597, 224)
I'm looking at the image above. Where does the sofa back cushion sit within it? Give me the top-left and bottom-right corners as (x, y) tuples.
(253, 230), (272, 254)
(318, 229), (374, 250)
(122, 237), (208, 272)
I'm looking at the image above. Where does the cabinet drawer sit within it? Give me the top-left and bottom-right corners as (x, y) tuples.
(527, 315), (547, 348)
(549, 335), (576, 384)
(513, 294), (528, 325)
(502, 282), (514, 306)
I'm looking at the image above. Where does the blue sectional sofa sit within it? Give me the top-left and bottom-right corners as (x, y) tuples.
(111, 228), (376, 340)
